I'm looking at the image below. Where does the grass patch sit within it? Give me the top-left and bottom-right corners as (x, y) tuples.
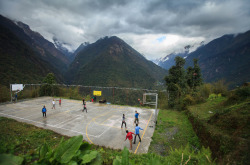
(187, 95), (250, 164)
(0, 116), (214, 164)
(148, 109), (201, 155)
(0, 117), (69, 163)
(188, 96), (226, 121)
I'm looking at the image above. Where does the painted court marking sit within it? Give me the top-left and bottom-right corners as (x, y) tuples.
(86, 110), (115, 143)
(134, 111), (153, 154)
(0, 98), (155, 153)
(85, 107), (153, 154)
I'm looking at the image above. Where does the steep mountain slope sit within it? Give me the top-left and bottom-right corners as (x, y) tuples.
(0, 24), (63, 86)
(0, 15), (69, 74)
(157, 43), (204, 70)
(67, 36), (167, 88)
(53, 37), (74, 62)
(74, 42), (89, 56)
(185, 30), (250, 87)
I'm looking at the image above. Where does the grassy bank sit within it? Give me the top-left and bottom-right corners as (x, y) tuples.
(149, 109), (201, 155)
(0, 115), (213, 164)
(187, 95), (249, 164)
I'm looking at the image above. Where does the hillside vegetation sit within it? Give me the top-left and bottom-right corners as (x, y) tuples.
(185, 30), (250, 88)
(67, 36), (167, 88)
(187, 84), (250, 164)
(0, 25), (58, 86)
(0, 115), (213, 165)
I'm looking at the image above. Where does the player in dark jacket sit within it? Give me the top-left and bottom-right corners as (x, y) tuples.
(42, 105), (47, 117)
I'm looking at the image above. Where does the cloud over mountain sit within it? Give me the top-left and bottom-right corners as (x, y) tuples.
(1, 0), (250, 59)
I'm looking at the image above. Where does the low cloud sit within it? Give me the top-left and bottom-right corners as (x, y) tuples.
(0, 0), (249, 59)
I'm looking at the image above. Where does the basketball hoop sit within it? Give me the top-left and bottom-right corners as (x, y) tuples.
(143, 93), (158, 124)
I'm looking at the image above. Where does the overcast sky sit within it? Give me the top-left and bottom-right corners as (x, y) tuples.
(0, 0), (250, 60)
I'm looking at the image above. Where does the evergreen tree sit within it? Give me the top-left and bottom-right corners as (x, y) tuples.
(43, 73), (56, 84)
(186, 66), (194, 89)
(165, 56), (186, 107)
(193, 59), (202, 89)
(186, 59), (202, 90)
(40, 73), (59, 96)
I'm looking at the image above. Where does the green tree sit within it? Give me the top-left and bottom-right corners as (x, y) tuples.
(165, 57), (186, 107)
(192, 59), (202, 89)
(40, 73), (59, 96)
(43, 73), (56, 84)
(186, 59), (202, 90)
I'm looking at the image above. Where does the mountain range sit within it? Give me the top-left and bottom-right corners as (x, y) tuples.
(156, 42), (205, 70)
(0, 15), (66, 85)
(157, 32), (250, 88)
(0, 15), (166, 88)
(0, 14), (249, 89)
(67, 36), (166, 88)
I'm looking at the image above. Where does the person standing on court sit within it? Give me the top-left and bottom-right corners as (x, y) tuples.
(58, 98), (61, 107)
(134, 124), (143, 144)
(42, 105), (47, 117)
(52, 99), (56, 109)
(121, 114), (127, 128)
(125, 130), (134, 150)
(134, 110), (140, 124)
(15, 93), (18, 102)
(83, 101), (87, 113)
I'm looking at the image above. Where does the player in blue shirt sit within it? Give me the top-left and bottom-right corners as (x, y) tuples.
(42, 105), (47, 117)
(134, 124), (143, 144)
(134, 110), (139, 124)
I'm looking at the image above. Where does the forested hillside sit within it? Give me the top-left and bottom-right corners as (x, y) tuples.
(67, 36), (167, 88)
(185, 30), (250, 88)
(0, 24), (62, 86)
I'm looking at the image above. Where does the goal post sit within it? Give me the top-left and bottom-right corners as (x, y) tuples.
(143, 93), (158, 124)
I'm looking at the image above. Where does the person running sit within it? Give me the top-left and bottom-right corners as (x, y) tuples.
(125, 130), (134, 150)
(82, 101), (87, 113)
(134, 124), (143, 144)
(52, 99), (56, 109)
(121, 114), (127, 128)
(42, 105), (47, 117)
(134, 111), (139, 124)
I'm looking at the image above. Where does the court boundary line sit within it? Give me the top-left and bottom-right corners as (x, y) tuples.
(86, 110), (114, 143)
(134, 111), (153, 154)
(0, 112), (99, 138)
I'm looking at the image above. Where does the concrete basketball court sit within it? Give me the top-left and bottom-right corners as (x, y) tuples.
(0, 97), (156, 154)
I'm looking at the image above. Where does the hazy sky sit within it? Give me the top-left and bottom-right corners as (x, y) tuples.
(0, 0), (250, 60)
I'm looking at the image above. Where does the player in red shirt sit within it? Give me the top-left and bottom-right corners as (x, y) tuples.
(59, 98), (61, 107)
(125, 130), (135, 150)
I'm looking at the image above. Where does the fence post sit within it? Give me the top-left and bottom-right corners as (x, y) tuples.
(10, 84), (12, 102)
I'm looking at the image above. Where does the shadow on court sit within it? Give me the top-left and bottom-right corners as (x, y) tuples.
(0, 97), (156, 153)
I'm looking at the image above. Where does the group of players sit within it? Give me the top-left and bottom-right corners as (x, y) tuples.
(41, 98), (144, 150)
(41, 98), (61, 117)
(124, 110), (144, 150)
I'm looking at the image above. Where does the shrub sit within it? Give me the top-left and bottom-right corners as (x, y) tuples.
(183, 94), (195, 105)
(0, 85), (10, 102)
(223, 86), (250, 105)
(235, 86), (250, 99)
(212, 80), (228, 96)
(197, 83), (212, 99)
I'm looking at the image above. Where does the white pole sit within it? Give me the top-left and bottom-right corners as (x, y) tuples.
(155, 94), (158, 124)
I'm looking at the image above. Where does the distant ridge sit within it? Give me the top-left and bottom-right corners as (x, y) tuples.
(185, 30), (250, 88)
(0, 15), (65, 84)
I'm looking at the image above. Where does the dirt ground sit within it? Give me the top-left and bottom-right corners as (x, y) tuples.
(0, 97), (156, 153)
